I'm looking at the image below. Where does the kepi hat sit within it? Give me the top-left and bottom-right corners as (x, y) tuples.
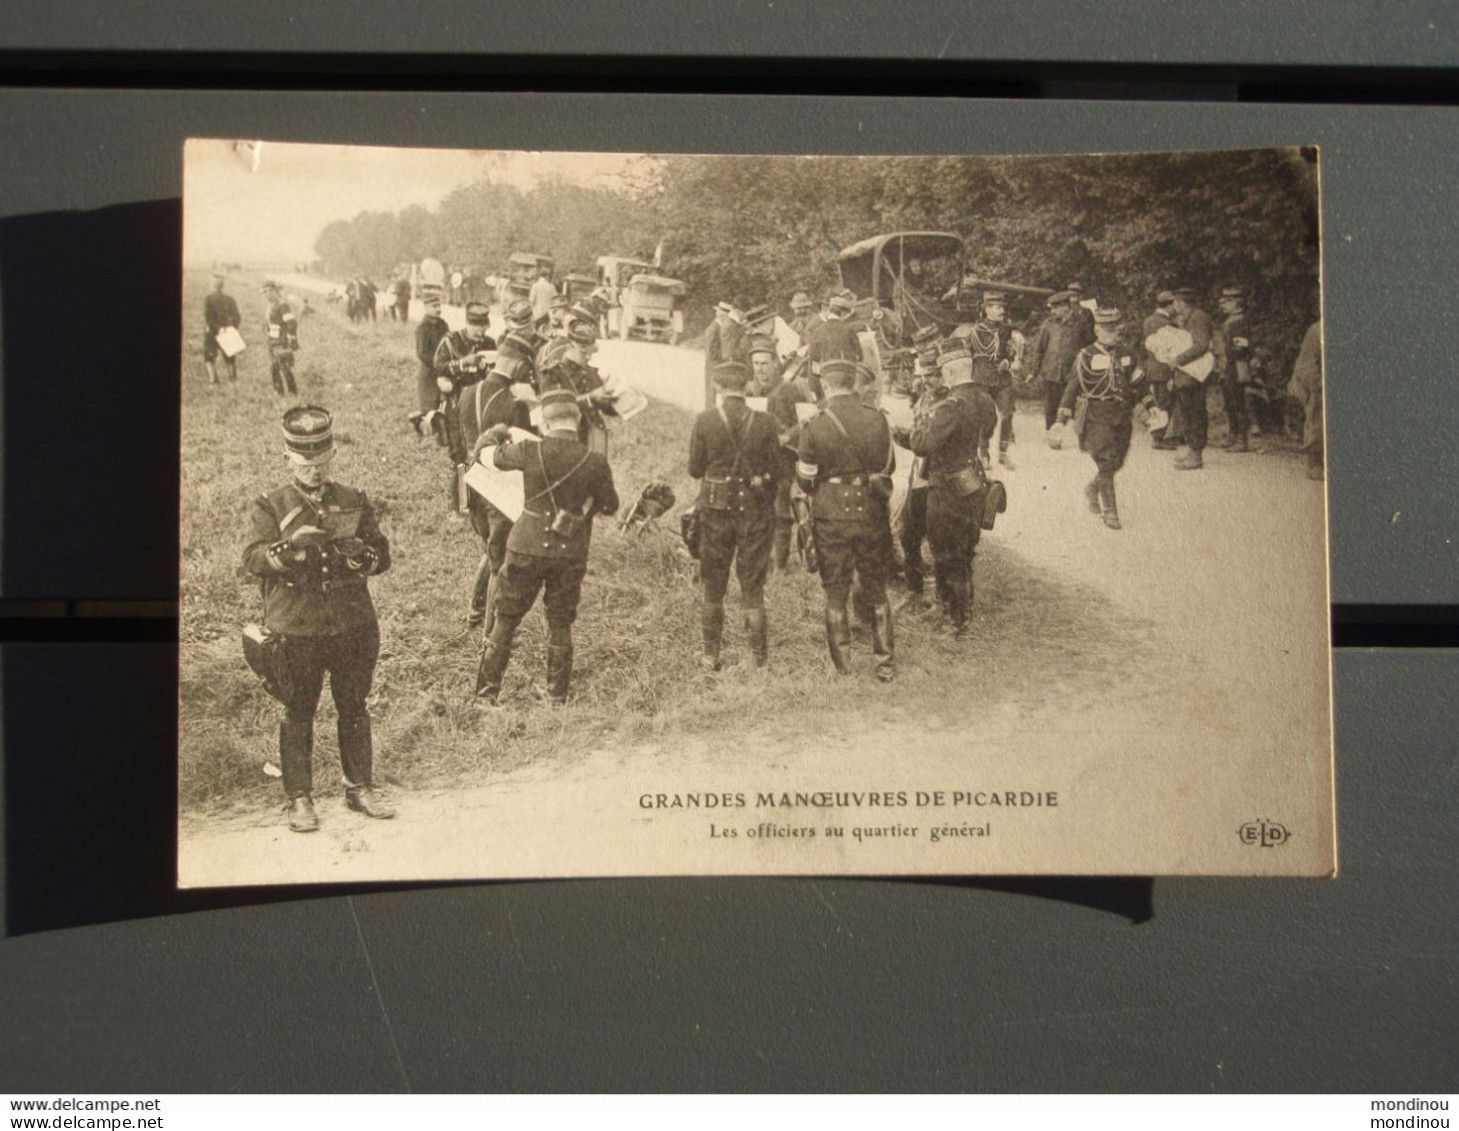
(281, 405), (335, 466)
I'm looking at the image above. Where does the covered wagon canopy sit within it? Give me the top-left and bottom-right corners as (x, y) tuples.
(509, 251), (554, 268)
(627, 273), (686, 296)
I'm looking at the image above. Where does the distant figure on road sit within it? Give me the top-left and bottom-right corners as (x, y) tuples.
(202, 271), (241, 384)
(1025, 291), (1083, 437)
(529, 265), (557, 330)
(1169, 287), (1215, 471)
(391, 275), (411, 323)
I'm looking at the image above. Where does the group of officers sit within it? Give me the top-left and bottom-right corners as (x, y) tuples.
(237, 270), (1317, 833)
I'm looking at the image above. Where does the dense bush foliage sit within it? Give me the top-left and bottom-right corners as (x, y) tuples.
(314, 148), (1320, 377)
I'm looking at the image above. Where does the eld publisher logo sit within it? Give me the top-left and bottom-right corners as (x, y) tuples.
(1238, 818), (1291, 848)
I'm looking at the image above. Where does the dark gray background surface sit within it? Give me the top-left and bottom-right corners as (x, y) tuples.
(1, 0), (1456, 67)
(1, 645), (1454, 1091)
(1, 84), (1456, 1093)
(1, 90), (1455, 603)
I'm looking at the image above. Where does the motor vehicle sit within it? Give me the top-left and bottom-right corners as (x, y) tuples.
(611, 273), (686, 343)
(497, 252), (555, 304)
(561, 271), (598, 305)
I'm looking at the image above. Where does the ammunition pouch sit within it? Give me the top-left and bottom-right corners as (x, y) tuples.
(932, 462), (987, 499)
(242, 623), (291, 702)
(701, 475), (769, 512)
(549, 508), (587, 539)
(812, 477), (877, 522)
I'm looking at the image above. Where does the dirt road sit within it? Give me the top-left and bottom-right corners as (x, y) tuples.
(180, 335), (1332, 885)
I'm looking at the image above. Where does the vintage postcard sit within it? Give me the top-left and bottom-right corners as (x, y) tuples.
(178, 140), (1332, 885)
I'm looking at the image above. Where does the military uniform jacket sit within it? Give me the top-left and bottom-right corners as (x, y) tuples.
(688, 397), (781, 513)
(265, 300), (299, 352)
(244, 481), (391, 637)
(458, 372), (534, 452)
(433, 329), (496, 394)
(909, 384), (983, 484)
(494, 434), (619, 559)
(796, 394), (895, 524)
(1026, 313), (1083, 385)
(204, 291), (241, 333)
(1060, 343), (1138, 411)
(806, 317), (864, 369)
(415, 314), (449, 377)
(957, 319), (1015, 388)
(1172, 308), (1214, 370)
(704, 319), (748, 374)
(1220, 312), (1253, 381)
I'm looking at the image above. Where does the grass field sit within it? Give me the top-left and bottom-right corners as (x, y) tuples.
(179, 270), (1141, 814)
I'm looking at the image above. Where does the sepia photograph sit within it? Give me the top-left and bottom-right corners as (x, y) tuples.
(177, 140), (1332, 886)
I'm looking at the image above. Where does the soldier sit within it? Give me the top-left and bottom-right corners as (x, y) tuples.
(474, 395), (620, 705)
(806, 293), (864, 378)
(202, 271), (241, 384)
(796, 358), (896, 681)
(704, 300), (747, 407)
(766, 357), (817, 571)
(1143, 290), (1181, 450)
(689, 361), (782, 669)
(746, 335), (781, 396)
(1065, 281), (1097, 347)
(1169, 287), (1215, 470)
(788, 291), (817, 344)
(955, 290), (1020, 469)
(459, 333), (537, 630)
(432, 301), (497, 514)
(1025, 291), (1083, 436)
(529, 265), (557, 330)
(1058, 308), (1140, 529)
(243, 406), (394, 832)
(539, 305), (619, 451)
(262, 281), (300, 398)
(907, 343), (996, 635)
(409, 289), (450, 435)
(1290, 317), (1324, 481)
(547, 293), (571, 335)
(392, 274), (412, 323)
(503, 298), (538, 347)
(1214, 285), (1255, 452)
(889, 324), (946, 608)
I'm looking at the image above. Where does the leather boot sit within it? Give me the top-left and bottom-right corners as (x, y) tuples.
(206, 362), (219, 385)
(286, 794), (319, 832)
(999, 443), (1016, 470)
(700, 603), (724, 672)
(744, 608), (769, 668)
(824, 606), (852, 675)
(474, 619), (517, 703)
(467, 554), (492, 629)
(346, 786), (395, 820)
(772, 525), (791, 572)
(545, 625), (573, 704)
(871, 602), (895, 681)
(1084, 478), (1101, 514)
(949, 581), (970, 639)
(1100, 477), (1122, 530)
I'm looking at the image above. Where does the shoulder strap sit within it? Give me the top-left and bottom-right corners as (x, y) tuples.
(822, 406), (851, 440)
(526, 441), (593, 510)
(716, 404), (747, 475)
(476, 383), (508, 435)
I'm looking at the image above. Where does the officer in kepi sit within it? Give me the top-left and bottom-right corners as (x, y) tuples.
(689, 360), (782, 670)
(432, 300), (497, 515)
(243, 406), (394, 833)
(796, 358), (896, 681)
(1058, 308), (1141, 529)
(474, 394), (619, 706)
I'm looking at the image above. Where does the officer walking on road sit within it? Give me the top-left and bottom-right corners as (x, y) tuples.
(1026, 291), (1083, 438)
(243, 406), (394, 833)
(956, 290), (1020, 469)
(1214, 285), (1255, 452)
(796, 359), (896, 681)
(474, 395), (619, 706)
(1058, 308), (1140, 529)
(689, 360), (782, 670)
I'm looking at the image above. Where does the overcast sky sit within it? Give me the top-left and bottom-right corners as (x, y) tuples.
(183, 140), (640, 266)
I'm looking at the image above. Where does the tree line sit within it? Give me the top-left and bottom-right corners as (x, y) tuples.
(314, 148), (1321, 375)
